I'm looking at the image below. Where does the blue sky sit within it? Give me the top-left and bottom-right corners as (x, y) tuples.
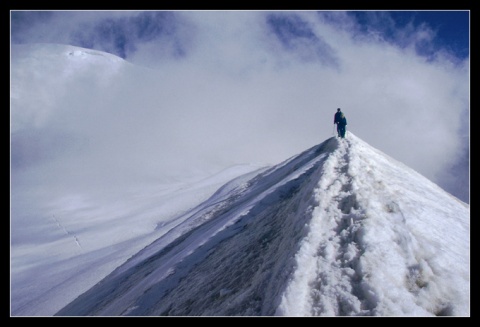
(10, 10), (470, 203)
(10, 10), (470, 62)
(348, 11), (469, 60)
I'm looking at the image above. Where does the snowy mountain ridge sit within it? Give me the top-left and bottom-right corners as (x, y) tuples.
(56, 133), (470, 316)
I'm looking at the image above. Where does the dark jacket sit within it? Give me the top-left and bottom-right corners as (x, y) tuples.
(334, 111), (347, 126)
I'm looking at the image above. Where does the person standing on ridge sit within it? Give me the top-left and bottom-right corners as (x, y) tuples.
(334, 108), (347, 138)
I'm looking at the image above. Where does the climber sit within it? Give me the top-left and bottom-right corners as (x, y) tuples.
(334, 108), (347, 138)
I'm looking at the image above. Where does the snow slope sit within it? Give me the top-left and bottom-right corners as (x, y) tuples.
(10, 163), (261, 317)
(56, 133), (470, 316)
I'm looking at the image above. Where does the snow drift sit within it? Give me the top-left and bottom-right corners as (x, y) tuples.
(55, 133), (470, 316)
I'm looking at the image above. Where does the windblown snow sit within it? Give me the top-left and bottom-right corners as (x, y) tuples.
(55, 134), (470, 317)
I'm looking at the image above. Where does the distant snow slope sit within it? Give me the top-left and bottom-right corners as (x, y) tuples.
(10, 162), (260, 317)
(56, 133), (469, 316)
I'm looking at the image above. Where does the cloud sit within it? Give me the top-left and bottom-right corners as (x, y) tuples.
(10, 11), (469, 202)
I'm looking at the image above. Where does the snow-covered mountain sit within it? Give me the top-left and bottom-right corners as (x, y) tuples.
(55, 134), (470, 316)
(10, 44), (469, 317)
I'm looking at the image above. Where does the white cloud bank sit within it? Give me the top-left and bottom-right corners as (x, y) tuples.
(11, 11), (469, 203)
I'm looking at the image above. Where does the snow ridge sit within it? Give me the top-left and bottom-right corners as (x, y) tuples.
(279, 134), (469, 316)
(56, 137), (338, 316)
(55, 133), (469, 317)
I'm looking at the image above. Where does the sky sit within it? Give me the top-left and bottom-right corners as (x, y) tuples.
(9, 10), (470, 203)
(13, 133), (469, 316)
